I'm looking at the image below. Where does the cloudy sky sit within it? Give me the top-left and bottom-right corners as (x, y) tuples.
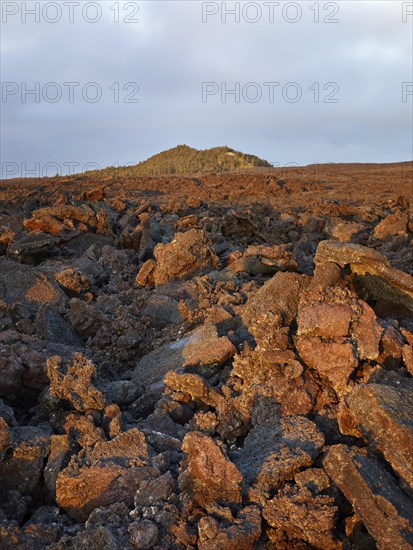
(1, 0), (412, 177)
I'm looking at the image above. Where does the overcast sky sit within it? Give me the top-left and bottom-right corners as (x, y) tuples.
(1, 0), (412, 177)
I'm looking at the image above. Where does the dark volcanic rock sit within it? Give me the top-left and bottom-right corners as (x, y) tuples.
(234, 408), (324, 505)
(0, 352), (25, 400)
(0, 426), (50, 494)
(56, 428), (154, 521)
(0, 258), (66, 311)
(36, 304), (84, 346)
(198, 506), (261, 549)
(132, 323), (236, 391)
(8, 232), (60, 262)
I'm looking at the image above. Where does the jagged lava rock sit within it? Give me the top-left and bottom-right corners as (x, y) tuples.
(315, 240), (413, 313)
(180, 431), (242, 507)
(132, 323), (235, 390)
(346, 383), (413, 490)
(228, 348), (314, 423)
(0, 426), (50, 494)
(36, 304), (83, 346)
(56, 428), (155, 521)
(296, 283), (382, 394)
(327, 217), (365, 242)
(7, 232), (60, 262)
(0, 258), (66, 311)
(23, 212), (69, 235)
(128, 519), (159, 549)
(228, 244), (297, 275)
(136, 228), (218, 286)
(324, 445), (413, 550)
(47, 353), (106, 412)
(54, 267), (90, 294)
(235, 408), (325, 505)
(403, 344), (413, 375)
(242, 271), (308, 331)
(198, 506), (261, 549)
(372, 210), (408, 240)
(263, 468), (339, 550)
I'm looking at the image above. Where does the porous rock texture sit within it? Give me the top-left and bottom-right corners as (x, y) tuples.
(0, 162), (412, 548)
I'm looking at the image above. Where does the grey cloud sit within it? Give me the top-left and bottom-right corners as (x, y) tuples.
(1, 0), (412, 177)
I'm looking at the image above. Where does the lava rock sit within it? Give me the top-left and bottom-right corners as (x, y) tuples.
(324, 444), (413, 550)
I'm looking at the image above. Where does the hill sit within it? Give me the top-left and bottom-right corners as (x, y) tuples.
(105, 145), (272, 176)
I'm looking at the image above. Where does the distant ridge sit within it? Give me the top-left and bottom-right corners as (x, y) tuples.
(105, 145), (272, 176)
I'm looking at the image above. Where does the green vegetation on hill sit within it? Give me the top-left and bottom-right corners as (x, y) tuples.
(103, 145), (272, 176)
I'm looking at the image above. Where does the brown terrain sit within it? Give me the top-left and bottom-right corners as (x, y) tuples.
(0, 161), (412, 549)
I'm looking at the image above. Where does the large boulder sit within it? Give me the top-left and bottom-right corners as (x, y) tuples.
(295, 282), (382, 394)
(180, 431), (243, 508)
(346, 383), (413, 490)
(0, 258), (66, 313)
(56, 428), (155, 521)
(324, 445), (413, 550)
(132, 323), (236, 391)
(0, 426), (50, 494)
(135, 229), (218, 286)
(315, 240), (413, 315)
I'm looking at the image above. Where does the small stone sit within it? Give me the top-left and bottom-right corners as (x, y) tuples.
(107, 380), (140, 405)
(47, 353), (106, 413)
(128, 520), (158, 549)
(402, 345), (413, 375)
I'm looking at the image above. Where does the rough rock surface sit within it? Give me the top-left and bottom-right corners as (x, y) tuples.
(180, 431), (243, 508)
(0, 163), (412, 549)
(56, 428), (153, 521)
(235, 413), (325, 505)
(132, 323), (236, 393)
(295, 286), (383, 394)
(315, 240), (413, 313)
(324, 445), (413, 550)
(47, 353), (106, 412)
(263, 469), (338, 549)
(346, 383), (413, 490)
(136, 228), (218, 286)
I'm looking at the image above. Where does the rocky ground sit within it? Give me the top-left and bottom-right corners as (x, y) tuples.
(0, 162), (412, 549)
